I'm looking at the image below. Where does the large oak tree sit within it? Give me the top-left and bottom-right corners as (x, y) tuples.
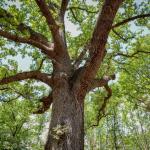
(0, 0), (149, 149)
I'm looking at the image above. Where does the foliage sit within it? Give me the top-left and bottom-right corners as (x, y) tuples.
(0, 0), (150, 149)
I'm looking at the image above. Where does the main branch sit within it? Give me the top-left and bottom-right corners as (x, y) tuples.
(0, 8), (50, 46)
(35, 0), (70, 61)
(0, 30), (55, 59)
(77, 0), (123, 97)
(0, 71), (53, 86)
(0, 8), (55, 58)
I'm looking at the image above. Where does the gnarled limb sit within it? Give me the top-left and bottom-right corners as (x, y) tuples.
(0, 71), (53, 87)
(112, 13), (150, 28)
(33, 93), (53, 114)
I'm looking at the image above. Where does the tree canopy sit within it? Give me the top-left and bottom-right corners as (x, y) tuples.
(0, 0), (150, 149)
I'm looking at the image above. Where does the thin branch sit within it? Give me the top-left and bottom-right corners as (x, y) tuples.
(1, 95), (20, 103)
(0, 87), (10, 91)
(37, 57), (46, 71)
(11, 87), (32, 99)
(0, 87), (30, 100)
(33, 93), (53, 114)
(0, 30), (55, 59)
(68, 6), (98, 14)
(112, 13), (150, 28)
(89, 74), (116, 91)
(0, 71), (53, 87)
(17, 23), (50, 46)
(114, 50), (150, 58)
(70, 8), (82, 23)
(112, 29), (128, 42)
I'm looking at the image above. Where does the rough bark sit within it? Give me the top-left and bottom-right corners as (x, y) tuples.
(45, 75), (84, 150)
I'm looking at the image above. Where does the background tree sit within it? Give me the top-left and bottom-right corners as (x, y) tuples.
(0, 0), (149, 149)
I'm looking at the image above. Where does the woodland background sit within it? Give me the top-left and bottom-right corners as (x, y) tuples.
(0, 0), (150, 149)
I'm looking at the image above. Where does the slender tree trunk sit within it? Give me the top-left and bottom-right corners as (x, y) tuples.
(112, 109), (118, 150)
(45, 77), (84, 150)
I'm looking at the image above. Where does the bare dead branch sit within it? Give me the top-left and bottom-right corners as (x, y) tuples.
(112, 13), (150, 28)
(33, 93), (53, 114)
(0, 71), (53, 87)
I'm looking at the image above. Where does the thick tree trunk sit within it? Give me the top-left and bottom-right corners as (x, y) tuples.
(45, 76), (84, 150)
